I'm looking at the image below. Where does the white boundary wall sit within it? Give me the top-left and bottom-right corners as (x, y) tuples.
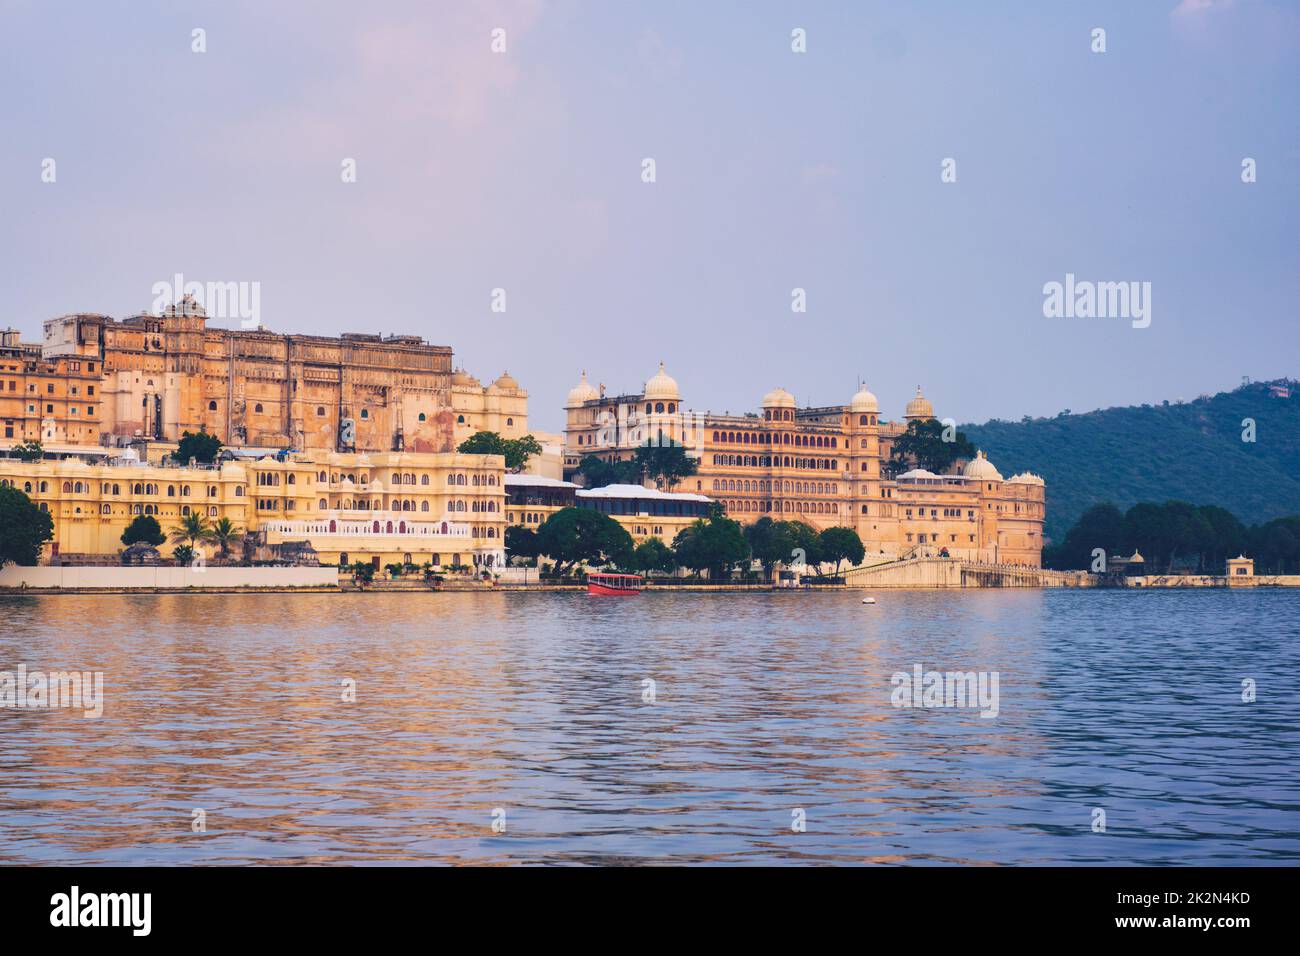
(0, 566), (338, 590)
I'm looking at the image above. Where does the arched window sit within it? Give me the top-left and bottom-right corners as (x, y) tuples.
(360, 409), (369, 419)
(506, 418), (513, 426)
(62, 482), (71, 493)
(254, 403), (264, 413)
(457, 415), (465, 423)
(421, 474), (429, 485)
(167, 485), (176, 496)
(209, 400), (218, 411)
(235, 487), (244, 497)
(319, 498), (327, 509)
(287, 474), (296, 485)
(317, 406), (326, 416)
(418, 412), (426, 422)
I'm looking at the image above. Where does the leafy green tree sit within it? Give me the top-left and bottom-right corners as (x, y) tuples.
(1045, 502), (1126, 570)
(782, 520), (824, 570)
(1197, 505), (1246, 573)
(0, 485), (55, 567)
(210, 517), (243, 559)
(633, 440), (698, 490)
(888, 418), (977, 475)
(173, 544), (195, 565)
(350, 561), (375, 584)
(121, 514), (165, 547)
(744, 516), (789, 576)
(505, 525), (540, 561)
(818, 526), (865, 576)
(173, 430), (222, 464)
(457, 431), (544, 472)
(576, 454), (643, 489)
(170, 511), (215, 552)
(673, 513), (749, 579)
(1248, 516), (1300, 574)
(10, 441), (44, 462)
(535, 507), (634, 575)
(632, 537), (677, 575)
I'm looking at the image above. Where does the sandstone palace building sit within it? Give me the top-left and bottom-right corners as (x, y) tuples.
(2, 296), (526, 454)
(0, 299), (527, 570)
(563, 366), (1046, 567)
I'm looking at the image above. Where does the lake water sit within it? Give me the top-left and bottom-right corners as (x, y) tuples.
(1, 589), (1297, 865)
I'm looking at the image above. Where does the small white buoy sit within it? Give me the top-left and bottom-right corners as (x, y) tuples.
(862, 597), (876, 604)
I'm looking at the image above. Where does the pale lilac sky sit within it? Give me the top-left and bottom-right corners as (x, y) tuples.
(1, 0), (1296, 432)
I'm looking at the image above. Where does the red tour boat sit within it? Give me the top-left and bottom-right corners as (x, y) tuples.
(587, 573), (643, 596)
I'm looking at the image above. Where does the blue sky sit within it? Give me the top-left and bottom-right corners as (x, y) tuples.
(1, 0), (1296, 432)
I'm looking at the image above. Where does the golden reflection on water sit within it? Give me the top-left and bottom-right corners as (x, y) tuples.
(1, 589), (1296, 864)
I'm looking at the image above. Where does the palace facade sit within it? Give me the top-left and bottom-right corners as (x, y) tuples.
(0, 451), (507, 570)
(563, 366), (1046, 566)
(1, 297), (526, 455)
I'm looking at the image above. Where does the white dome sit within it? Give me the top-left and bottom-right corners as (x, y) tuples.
(962, 450), (1003, 481)
(1007, 471), (1044, 486)
(644, 362), (680, 401)
(566, 371), (599, 406)
(850, 385), (879, 413)
(488, 371), (520, 392)
(761, 386), (796, 409)
(904, 386), (934, 420)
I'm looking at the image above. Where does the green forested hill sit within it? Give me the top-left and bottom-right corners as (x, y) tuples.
(962, 379), (1300, 543)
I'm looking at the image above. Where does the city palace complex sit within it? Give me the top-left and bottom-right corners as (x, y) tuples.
(0, 302), (1046, 572)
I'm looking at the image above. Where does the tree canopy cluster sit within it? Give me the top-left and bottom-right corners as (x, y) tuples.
(456, 431), (543, 472)
(576, 441), (699, 490)
(173, 430), (222, 464)
(886, 418), (976, 477)
(506, 506), (865, 580)
(0, 485), (54, 567)
(1046, 499), (1300, 574)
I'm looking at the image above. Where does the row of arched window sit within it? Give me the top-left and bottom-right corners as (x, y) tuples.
(444, 473), (498, 486)
(720, 499), (840, 515)
(712, 479), (839, 495)
(709, 454), (840, 471)
(714, 430), (838, 448)
(256, 472), (297, 486)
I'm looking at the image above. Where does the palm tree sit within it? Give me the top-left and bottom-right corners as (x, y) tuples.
(170, 512), (215, 553)
(210, 517), (244, 559)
